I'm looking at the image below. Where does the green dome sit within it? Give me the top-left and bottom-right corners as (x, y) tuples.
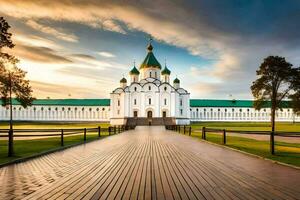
(120, 77), (127, 83)
(140, 43), (161, 69)
(129, 66), (140, 75)
(173, 78), (180, 84)
(161, 66), (171, 75)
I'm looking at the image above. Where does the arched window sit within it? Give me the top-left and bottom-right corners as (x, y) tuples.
(150, 71), (152, 77)
(102, 108), (105, 111)
(82, 107), (84, 111)
(134, 87), (137, 92)
(68, 107), (71, 111)
(164, 98), (167, 105)
(149, 86), (151, 91)
(118, 99), (120, 106)
(89, 108), (92, 111)
(62, 107), (64, 111)
(155, 71), (157, 78)
(164, 87), (167, 91)
(134, 99), (137, 105)
(149, 98), (152, 105)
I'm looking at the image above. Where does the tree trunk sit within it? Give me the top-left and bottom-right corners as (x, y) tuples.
(270, 105), (276, 155)
(8, 72), (14, 157)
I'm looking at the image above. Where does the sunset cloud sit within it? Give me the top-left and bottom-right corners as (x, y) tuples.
(26, 20), (79, 42)
(1, 0), (299, 98)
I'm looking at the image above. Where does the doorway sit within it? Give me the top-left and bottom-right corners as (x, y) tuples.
(133, 111), (138, 118)
(162, 111), (167, 118)
(147, 111), (153, 126)
(147, 111), (153, 118)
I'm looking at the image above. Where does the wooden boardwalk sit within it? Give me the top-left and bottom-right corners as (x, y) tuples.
(0, 126), (300, 200)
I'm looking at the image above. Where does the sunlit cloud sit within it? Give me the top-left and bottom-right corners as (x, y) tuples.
(26, 19), (78, 42)
(97, 51), (115, 58)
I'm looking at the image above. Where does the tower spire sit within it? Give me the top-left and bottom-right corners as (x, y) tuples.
(147, 36), (153, 51)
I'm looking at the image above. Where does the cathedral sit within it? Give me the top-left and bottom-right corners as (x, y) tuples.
(110, 41), (190, 125)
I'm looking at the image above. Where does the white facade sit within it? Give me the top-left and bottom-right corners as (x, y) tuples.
(190, 107), (300, 122)
(0, 104), (110, 122)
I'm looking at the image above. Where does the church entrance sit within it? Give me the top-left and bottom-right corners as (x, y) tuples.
(133, 111), (138, 118)
(162, 111), (167, 118)
(147, 111), (153, 125)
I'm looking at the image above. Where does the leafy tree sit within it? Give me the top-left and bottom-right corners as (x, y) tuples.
(251, 56), (297, 154)
(0, 17), (34, 156)
(290, 68), (300, 116)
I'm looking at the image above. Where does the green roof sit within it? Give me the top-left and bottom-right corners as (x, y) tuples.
(3, 99), (292, 108)
(129, 66), (140, 75)
(7, 99), (111, 106)
(140, 44), (161, 69)
(173, 78), (180, 83)
(161, 66), (171, 75)
(190, 99), (291, 108)
(120, 77), (127, 83)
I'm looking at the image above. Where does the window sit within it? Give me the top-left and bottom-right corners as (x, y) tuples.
(155, 71), (157, 78)
(164, 87), (167, 91)
(149, 98), (152, 105)
(180, 99), (183, 106)
(117, 110), (120, 115)
(225, 109), (227, 112)
(150, 72), (152, 77)
(75, 107), (78, 111)
(118, 99), (120, 106)
(134, 99), (137, 105)
(102, 108), (105, 111)
(164, 98), (167, 105)
(96, 108), (99, 111)
(68, 107), (71, 111)
(134, 87), (137, 91)
(48, 107), (51, 111)
(82, 107), (84, 111)
(180, 109), (183, 115)
(149, 86), (151, 90)
(89, 108), (92, 111)
(239, 109), (242, 112)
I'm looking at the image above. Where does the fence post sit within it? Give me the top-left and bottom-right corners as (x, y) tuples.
(189, 126), (191, 136)
(202, 127), (206, 140)
(223, 129), (226, 145)
(98, 126), (101, 137)
(84, 128), (87, 141)
(61, 129), (64, 146)
(184, 125), (186, 134)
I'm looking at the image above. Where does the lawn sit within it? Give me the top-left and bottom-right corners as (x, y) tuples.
(0, 122), (111, 165)
(191, 122), (300, 132)
(189, 123), (300, 167)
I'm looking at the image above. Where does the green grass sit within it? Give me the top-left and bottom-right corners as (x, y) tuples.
(191, 122), (300, 132)
(190, 131), (300, 167)
(0, 122), (111, 165)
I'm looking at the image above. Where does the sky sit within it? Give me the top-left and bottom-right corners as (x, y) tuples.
(0, 0), (300, 99)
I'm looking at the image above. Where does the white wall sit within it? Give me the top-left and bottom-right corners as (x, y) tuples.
(0, 105), (110, 122)
(189, 107), (300, 122)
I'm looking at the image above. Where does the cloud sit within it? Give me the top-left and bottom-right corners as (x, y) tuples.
(26, 19), (78, 42)
(1, 0), (300, 99)
(30, 80), (106, 98)
(8, 44), (72, 63)
(97, 51), (115, 58)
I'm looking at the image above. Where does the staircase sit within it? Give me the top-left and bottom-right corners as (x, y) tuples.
(125, 117), (176, 126)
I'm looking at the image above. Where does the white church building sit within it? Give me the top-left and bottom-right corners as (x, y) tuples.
(0, 42), (299, 124)
(110, 42), (190, 125)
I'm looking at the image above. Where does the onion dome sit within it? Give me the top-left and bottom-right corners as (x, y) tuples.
(129, 66), (140, 75)
(120, 77), (127, 83)
(140, 41), (161, 69)
(173, 77), (180, 84)
(161, 65), (171, 75)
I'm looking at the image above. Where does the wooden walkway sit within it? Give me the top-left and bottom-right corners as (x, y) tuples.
(0, 126), (300, 200)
